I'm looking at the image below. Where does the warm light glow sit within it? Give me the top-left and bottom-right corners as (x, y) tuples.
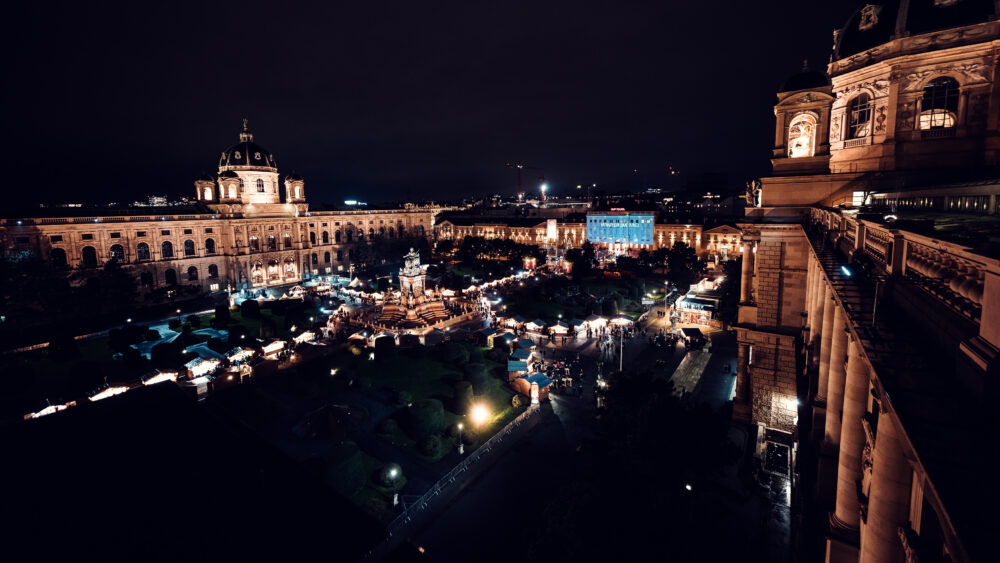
(457, 423), (463, 430)
(470, 404), (490, 425)
(143, 372), (177, 386)
(90, 386), (129, 402)
(788, 113), (817, 158)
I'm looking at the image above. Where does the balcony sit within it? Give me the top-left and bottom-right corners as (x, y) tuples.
(843, 137), (872, 149)
(920, 127), (956, 140)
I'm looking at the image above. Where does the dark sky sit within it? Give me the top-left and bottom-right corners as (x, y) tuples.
(2, 1), (860, 206)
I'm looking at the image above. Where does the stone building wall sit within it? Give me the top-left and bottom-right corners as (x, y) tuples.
(739, 327), (799, 433)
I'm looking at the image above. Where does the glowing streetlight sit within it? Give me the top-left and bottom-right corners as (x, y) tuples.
(685, 483), (692, 491)
(457, 423), (465, 455)
(389, 467), (400, 506)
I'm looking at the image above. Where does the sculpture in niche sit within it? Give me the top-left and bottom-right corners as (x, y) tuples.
(787, 113), (817, 158)
(744, 179), (762, 207)
(874, 105), (887, 133)
(858, 5), (882, 31)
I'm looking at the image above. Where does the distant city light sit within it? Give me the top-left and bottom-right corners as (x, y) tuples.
(841, 266), (853, 277)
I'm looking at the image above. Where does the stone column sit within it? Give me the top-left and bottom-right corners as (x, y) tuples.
(740, 241), (754, 303)
(824, 308), (849, 447)
(734, 343), (750, 421)
(809, 273), (826, 369)
(833, 338), (868, 530)
(817, 286), (836, 402)
(860, 411), (912, 563)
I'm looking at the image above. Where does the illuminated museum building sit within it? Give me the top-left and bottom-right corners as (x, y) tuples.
(0, 124), (435, 292)
(735, 2), (1000, 562)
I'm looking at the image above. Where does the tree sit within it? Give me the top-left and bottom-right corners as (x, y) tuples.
(214, 303), (231, 324)
(240, 299), (260, 319)
(665, 242), (705, 290)
(406, 399), (445, 439)
(453, 381), (473, 414)
(418, 435), (442, 457)
(464, 363), (489, 394)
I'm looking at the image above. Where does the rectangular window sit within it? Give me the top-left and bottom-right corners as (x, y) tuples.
(183, 229), (192, 235)
(205, 228), (213, 234)
(50, 235), (63, 243)
(161, 230), (170, 236)
(209, 283), (220, 292)
(81, 233), (94, 240)
(136, 231), (147, 237)
(110, 232), (121, 238)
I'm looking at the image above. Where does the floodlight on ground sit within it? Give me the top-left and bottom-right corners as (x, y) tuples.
(389, 468), (398, 478)
(470, 404), (490, 425)
(685, 484), (692, 491)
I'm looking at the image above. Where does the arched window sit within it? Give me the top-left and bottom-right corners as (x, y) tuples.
(347, 231), (354, 242)
(388, 227), (395, 238)
(336, 250), (343, 261)
(324, 251), (331, 263)
(379, 226), (386, 236)
(203, 187), (212, 200)
(349, 249), (355, 260)
(239, 178), (245, 192)
(161, 241), (174, 259)
(335, 230), (341, 243)
(208, 264), (219, 278)
(311, 253), (318, 265)
(249, 236), (260, 252)
(109, 244), (125, 262)
(81, 246), (98, 267)
(309, 232), (316, 245)
(256, 178), (265, 192)
(268, 259), (280, 281)
(228, 186), (236, 199)
(284, 258), (296, 277)
(418, 225), (425, 236)
(251, 262), (264, 284)
(165, 269), (177, 285)
(187, 266), (198, 281)
(322, 231), (329, 244)
(847, 93), (872, 139)
(141, 272), (153, 287)
(137, 242), (150, 261)
(51, 248), (67, 267)
(920, 77), (959, 130)
(283, 234), (292, 248)
(294, 186), (301, 198)
(369, 228), (375, 237)
(788, 113), (817, 158)
(205, 238), (216, 254)
(184, 239), (196, 256)
(267, 235), (277, 251)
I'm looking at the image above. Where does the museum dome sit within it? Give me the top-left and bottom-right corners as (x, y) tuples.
(218, 120), (277, 172)
(780, 66), (829, 93)
(835, 1), (996, 60)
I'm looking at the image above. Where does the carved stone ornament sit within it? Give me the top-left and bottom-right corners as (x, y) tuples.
(831, 115), (842, 141)
(897, 102), (915, 131)
(862, 441), (873, 470)
(953, 63), (988, 83)
(902, 70), (934, 91)
(837, 79), (890, 98)
(933, 0), (960, 6)
(875, 105), (888, 133)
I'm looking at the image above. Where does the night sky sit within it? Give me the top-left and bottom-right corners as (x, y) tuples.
(3, 1), (860, 207)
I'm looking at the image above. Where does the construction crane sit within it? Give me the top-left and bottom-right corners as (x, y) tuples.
(505, 162), (545, 203)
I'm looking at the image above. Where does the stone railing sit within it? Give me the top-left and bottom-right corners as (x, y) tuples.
(810, 208), (995, 323)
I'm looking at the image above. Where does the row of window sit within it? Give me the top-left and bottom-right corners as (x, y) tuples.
(54, 239), (219, 267)
(139, 265), (219, 287)
(48, 228), (214, 244)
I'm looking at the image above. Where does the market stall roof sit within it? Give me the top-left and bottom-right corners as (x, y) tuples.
(681, 327), (705, 339)
(516, 338), (534, 349)
(511, 348), (531, 360)
(507, 360), (529, 372)
(569, 318), (586, 328)
(526, 373), (553, 388)
(611, 314), (634, 325)
(584, 314), (604, 323)
(512, 315), (526, 323)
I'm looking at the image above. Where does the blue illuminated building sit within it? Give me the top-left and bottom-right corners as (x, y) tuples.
(585, 211), (655, 249)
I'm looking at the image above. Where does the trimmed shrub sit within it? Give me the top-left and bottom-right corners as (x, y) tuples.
(513, 394), (528, 408)
(469, 347), (484, 364)
(144, 329), (161, 341)
(395, 390), (413, 406)
(419, 435), (442, 457)
(406, 398), (444, 439)
(240, 299), (261, 319)
(214, 303), (231, 323)
(376, 417), (399, 435)
(453, 381), (473, 414)
(150, 341), (180, 368)
(168, 318), (182, 330)
(186, 315), (201, 328)
(465, 363), (488, 395)
(207, 337), (229, 354)
(441, 341), (469, 365)
(374, 336), (397, 361)
(324, 442), (366, 497)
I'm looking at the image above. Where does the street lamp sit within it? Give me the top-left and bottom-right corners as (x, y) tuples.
(390, 467), (399, 506)
(457, 423), (464, 455)
(470, 404), (490, 426)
